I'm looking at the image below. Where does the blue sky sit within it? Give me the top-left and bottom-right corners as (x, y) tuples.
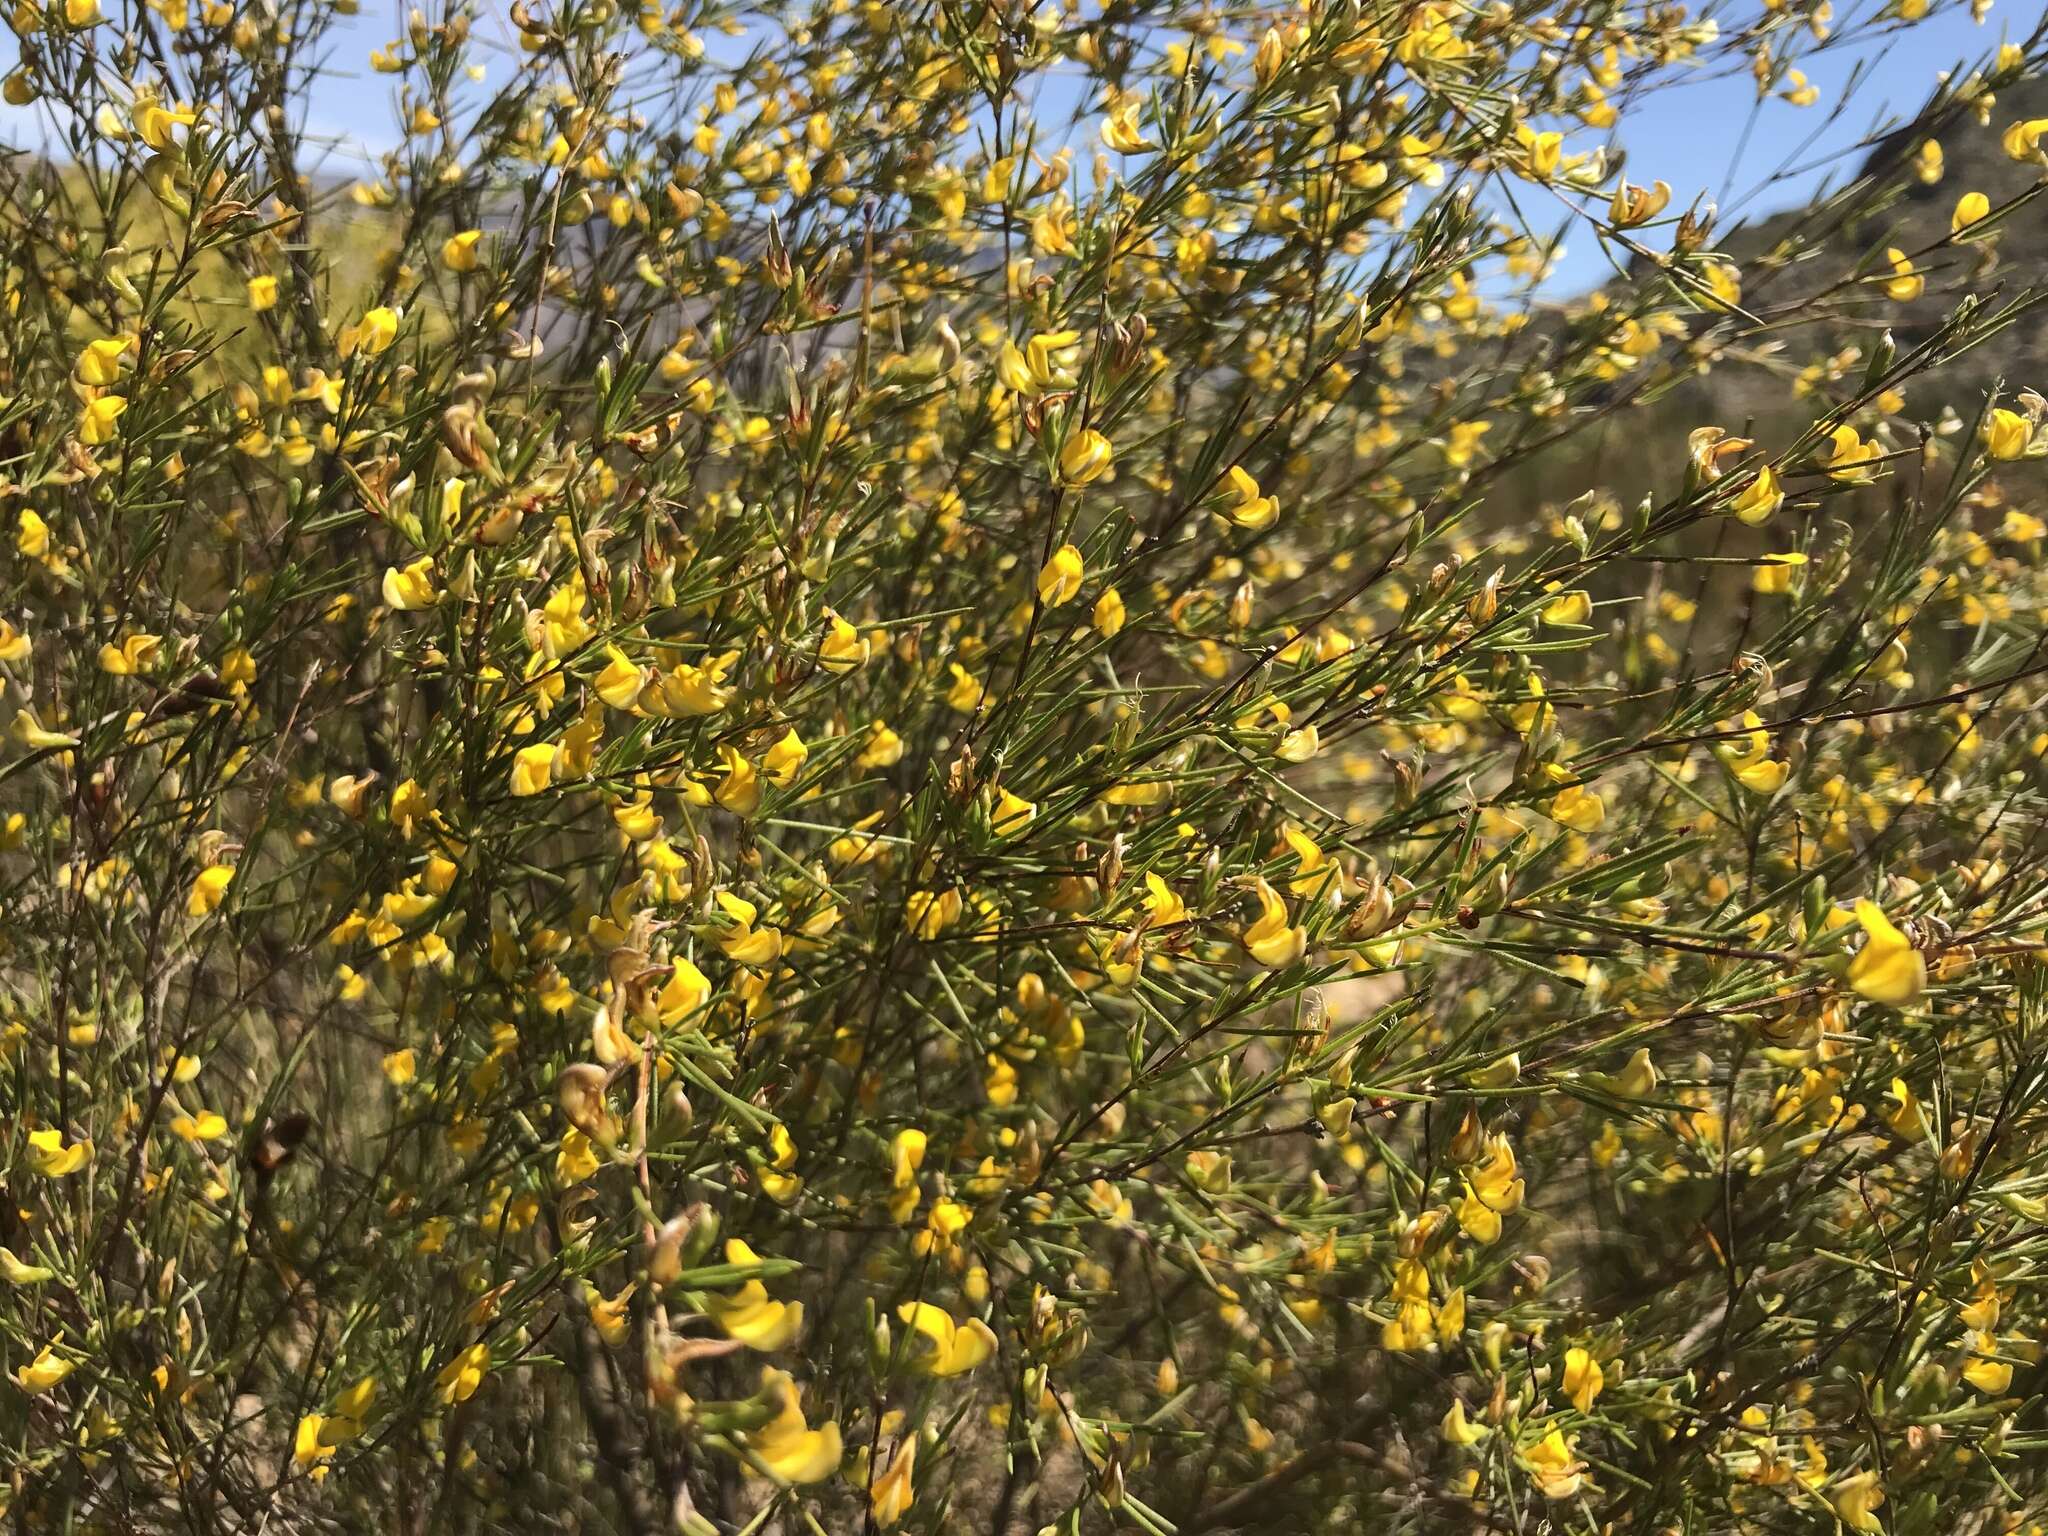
(17, 0), (2019, 296)
(1526, 2), (2013, 291)
(291, 0), (2012, 294)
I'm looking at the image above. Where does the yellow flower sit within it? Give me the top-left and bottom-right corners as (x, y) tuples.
(13, 707), (78, 749)
(555, 1126), (601, 1183)
(1953, 1258), (1999, 1331)
(434, 1342), (490, 1404)
(1985, 406), (2033, 461)
(351, 305), (401, 356)
(15, 1345), (74, 1394)
(856, 722), (904, 770)
(762, 728), (808, 788)
(713, 745), (761, 815)
(991, 787), (1036, 834)
(1830, 1470), (1885, 1533)
(1562, 1347), (1604, 1413)
(1541, 589), (1590, 627)
(996, 330), (1080, 394)
(715, 890), (784, 966)
(1962, 1333), (2012, 1395)
(651, 652), (735, 717)
(1140, 871), (1187, 927)
(1953, 190), (1991, 233)
(1223, 464), (1279, 529)
(817, 609), (869, 673)
(1242, 878), (1306, 968)
(1058, 428), (1113, 486)
(1728, 464), (1782, 525)
(897, 1301), (998, 1376)
(1466, 1135), (1525, 1213)
(594, 646), (643, 709)
(2002, 118), (2048, 160)
(1884, 1077), (1928, 1141)
(1442, 1398), (1490, 1444)
(1453, 1180), (1503, 1243)
(586, 1283), (634, 1346)
(1037, 542), (1084, 607)
(381, 557), (438, 611)
(945, 663), (984, 712)
(739, 1367), (842, 1483)
(1818, 423), (1880, 483)
(1847, 900), (1924, 1007)
(26, 1128), (91, 1177)
(1546, 778), (1604, 833)
(441, 229), (483, 272)
(78, 394), (128, 445)
(1520, 1427), (1586, 1499)
(1276, 721), (1320, 762)
(1734, 758), (1787, 795)
(917, 1199), (970, 1256)
(1607, 177), (1671, 227)
(248, 275), (279, 310)
(1515, 123), (1563, 179)
(658, 957), (711, 1025)
(328, 1375), (375, 1436)
(1279, 826), (1341, 900)
(706, 1244), (805, 1350)
(1101, 96), (1150, 153)
(1093, 586), (1126, 637)
(295, 1413), (335, 1473)
(887, 1128), (927, 1223)
(1752, 551), (1805, 595)
(1591, 1047), (1659, 1099)
(74, 334), (131, 386)
(1722, 710), (1768, 770)
(871, 1435), (917, 1527)
(98, 631), (162, 675)
(905, 887), (962, 939)
(509, 743), (555, 797)
(188, 862), (234, 917)
(1881, 247), (1922, 302)
(128, 90), (195, 144)
(170, 1110), (229, 1142)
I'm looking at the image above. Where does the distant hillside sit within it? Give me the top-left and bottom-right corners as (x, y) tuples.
(1459, 77), (2048, 519)
(1708, 68), (2048, 399)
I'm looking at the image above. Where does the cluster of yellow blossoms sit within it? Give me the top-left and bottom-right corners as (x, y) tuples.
(5, 0), (2048, 1529)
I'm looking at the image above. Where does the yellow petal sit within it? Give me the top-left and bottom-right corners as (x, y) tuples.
(1847, 900), (1925, 1007)
(707, 1285), (805, 1351)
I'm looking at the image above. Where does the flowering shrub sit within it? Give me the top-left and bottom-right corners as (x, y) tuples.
(6, 0), (2048, 1529)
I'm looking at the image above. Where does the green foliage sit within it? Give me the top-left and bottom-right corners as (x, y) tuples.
(4, 0), (2048, 1532)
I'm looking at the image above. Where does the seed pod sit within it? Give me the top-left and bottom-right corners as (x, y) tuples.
(1096, 834), (1124, 896)
(557, 1062), (614, 1142)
